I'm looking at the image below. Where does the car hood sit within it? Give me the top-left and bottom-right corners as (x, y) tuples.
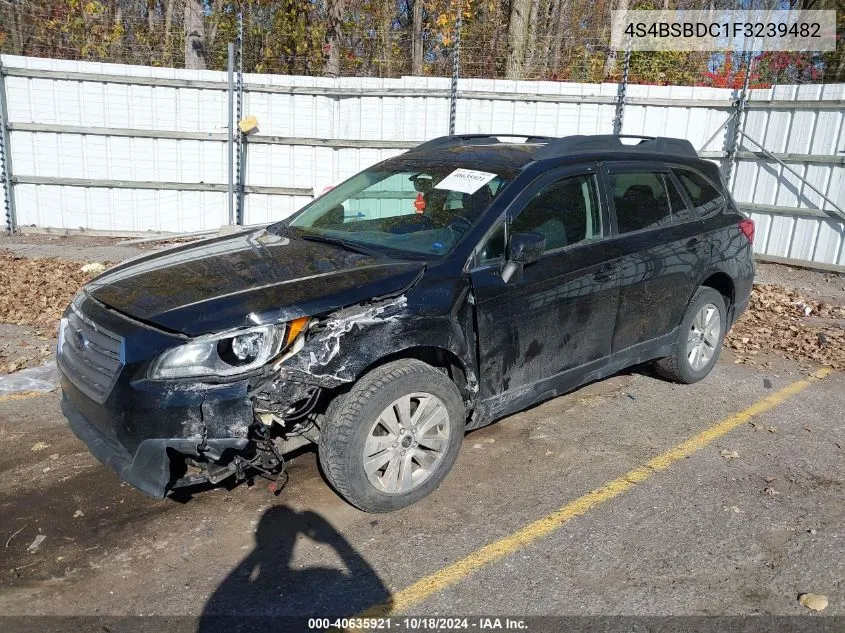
(85, 230), (425, 336)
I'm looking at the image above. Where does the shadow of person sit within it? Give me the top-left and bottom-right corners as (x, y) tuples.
(199, 505), (392, 632)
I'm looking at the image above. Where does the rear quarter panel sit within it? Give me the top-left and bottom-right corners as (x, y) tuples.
(701, 206), (756, 323)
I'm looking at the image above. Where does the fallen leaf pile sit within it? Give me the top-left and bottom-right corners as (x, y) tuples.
(0, 253), (105, 328)
(726, 283), (845, 370)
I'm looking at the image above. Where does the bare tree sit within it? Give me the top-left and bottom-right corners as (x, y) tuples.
(2, 1), (25, 54)
(378, 0), (394, 76)
(523, 0), (543, 77)
(147, 0), (156, 35)
(323, 0), (345, 77)
(506, 0), (532, 78)
(547, 0), (570, 75)
(163, 0), (175, 64)
(111, 4), (124, 62)
(183, 0), (206, 70)
(602, 0), (628, 78)
(411, 0), (424, 75)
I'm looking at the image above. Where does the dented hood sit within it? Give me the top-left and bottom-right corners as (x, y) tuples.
(85, 230), (425, 336)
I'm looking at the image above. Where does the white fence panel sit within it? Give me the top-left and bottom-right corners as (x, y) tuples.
(736, 83), (845, 267)
(0, 54), (843, 268)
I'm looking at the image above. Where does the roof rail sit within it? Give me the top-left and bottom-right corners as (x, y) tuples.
(533, 135), (698, 160)
(411, 134), (555, 153)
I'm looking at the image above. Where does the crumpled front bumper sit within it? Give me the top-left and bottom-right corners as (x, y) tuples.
(62, 393), (249, 499)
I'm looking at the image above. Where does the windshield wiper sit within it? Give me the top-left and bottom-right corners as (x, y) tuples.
(298, 232), (381, 257)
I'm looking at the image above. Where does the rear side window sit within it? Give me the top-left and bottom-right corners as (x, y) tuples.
(675, 169), (725, 217)
(610, 171), (684, 233)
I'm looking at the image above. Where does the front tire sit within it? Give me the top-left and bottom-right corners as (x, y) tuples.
(319, 359), (465, 512)
(655, 287), (726, 384)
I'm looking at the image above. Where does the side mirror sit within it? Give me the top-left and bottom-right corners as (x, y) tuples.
(501, 231), (545, 283)
(509, 231), (546, 264)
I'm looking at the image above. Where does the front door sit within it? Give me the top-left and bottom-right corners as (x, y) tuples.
(469, 166), (620, 411)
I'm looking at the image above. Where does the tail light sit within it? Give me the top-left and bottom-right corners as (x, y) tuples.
(738, 218), (755, 244)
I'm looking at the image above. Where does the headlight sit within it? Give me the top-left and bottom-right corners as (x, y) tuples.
(149, 318), (308, 379)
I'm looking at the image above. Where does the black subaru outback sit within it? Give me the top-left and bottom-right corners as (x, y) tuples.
(58, 134), (754, 512)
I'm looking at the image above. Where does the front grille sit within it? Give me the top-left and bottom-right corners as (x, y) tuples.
(58, 304), (125, 404)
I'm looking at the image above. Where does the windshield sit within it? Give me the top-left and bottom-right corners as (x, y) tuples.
(283, 160), (513, 257)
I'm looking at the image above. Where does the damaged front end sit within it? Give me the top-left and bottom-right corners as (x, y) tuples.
(169, 294), (414, 495)
(59, 288), (416, 499)
(236, 295), (414, 484)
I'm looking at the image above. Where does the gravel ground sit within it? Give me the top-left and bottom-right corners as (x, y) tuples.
(0, 235), (842, 624)
(0, 233), (162, 263)
(0, 353), (841, 623)
(754, 261), (845, 306)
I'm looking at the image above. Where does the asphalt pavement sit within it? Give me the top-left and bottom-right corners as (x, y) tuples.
(0, 350), (841, 630)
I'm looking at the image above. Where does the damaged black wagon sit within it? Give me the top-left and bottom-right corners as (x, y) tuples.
(59, 134), (754, 512)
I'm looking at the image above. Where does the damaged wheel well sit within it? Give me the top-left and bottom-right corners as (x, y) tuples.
(701, 272), (734, 311)
(359, 346), (472, 402)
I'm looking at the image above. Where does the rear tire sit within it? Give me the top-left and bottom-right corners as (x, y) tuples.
(655, 287), (726, 384)
(319, 359), (465, 512)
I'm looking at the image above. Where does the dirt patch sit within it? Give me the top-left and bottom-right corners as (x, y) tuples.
(0, 324), (55, 374)
(0, 233), (160, 263)
(755, 262), (845, 306)
(726, 283), (845, 370)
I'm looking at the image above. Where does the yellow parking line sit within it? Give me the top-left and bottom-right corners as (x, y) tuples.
(0, 390), (54, 403)
(361, 366), (833, 617)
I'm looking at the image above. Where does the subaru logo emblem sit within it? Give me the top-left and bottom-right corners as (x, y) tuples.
(73, 329), (87, 351)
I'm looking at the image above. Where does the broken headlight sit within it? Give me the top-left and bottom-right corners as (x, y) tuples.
(148, 320), (307, 380)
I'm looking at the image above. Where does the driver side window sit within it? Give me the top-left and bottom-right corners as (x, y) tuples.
(511, 174), (602, 252)
(478, 223), (506, 265)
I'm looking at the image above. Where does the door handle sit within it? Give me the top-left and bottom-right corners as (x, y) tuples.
(593, 265), (615, 283)
(685, 238), (703, 252)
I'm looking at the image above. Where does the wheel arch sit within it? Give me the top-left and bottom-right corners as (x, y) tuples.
(699, 270), (735, 313)
(355, 345), (473, 405)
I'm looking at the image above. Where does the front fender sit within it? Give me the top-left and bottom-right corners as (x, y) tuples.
(276, 282), (478, 399)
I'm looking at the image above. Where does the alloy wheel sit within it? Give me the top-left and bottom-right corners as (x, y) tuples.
(362, 392), (451, 494)
(687, 303), (721, 371)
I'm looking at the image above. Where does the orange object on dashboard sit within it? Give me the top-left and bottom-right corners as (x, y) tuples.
(414, 193), (426, 213)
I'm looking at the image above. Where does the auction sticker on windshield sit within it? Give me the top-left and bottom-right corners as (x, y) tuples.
(434, 169), (497, 194)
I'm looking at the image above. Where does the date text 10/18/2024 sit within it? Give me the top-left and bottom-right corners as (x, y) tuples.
(308, 617), (529, 630)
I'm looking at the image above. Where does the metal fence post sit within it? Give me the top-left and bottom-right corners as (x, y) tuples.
(227, 43), (235, 226)
(235, 11), (245, 225)
(612, 38), (632, 135)
(723, 51), (753, 190)
(448, 2), (462, 135)
(0, 59), (17, 234)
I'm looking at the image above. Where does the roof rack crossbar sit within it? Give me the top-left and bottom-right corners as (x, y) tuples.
(411, 134), (554, 153)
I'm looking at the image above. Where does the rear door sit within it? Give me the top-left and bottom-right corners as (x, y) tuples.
(604, 163), (705, 352)
(469, 165), (619, 400)
(672, 165), (731, 259)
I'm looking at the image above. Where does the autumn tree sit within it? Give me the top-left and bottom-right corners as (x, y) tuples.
(0, 0), (841, 84)
(322, 0), (344, 76)
(183, 0), (206, 69)
(411, 0), (424, 75)
(506, 0), (531, 78)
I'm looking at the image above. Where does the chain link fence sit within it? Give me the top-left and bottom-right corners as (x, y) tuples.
(1, 1), (842, 84)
